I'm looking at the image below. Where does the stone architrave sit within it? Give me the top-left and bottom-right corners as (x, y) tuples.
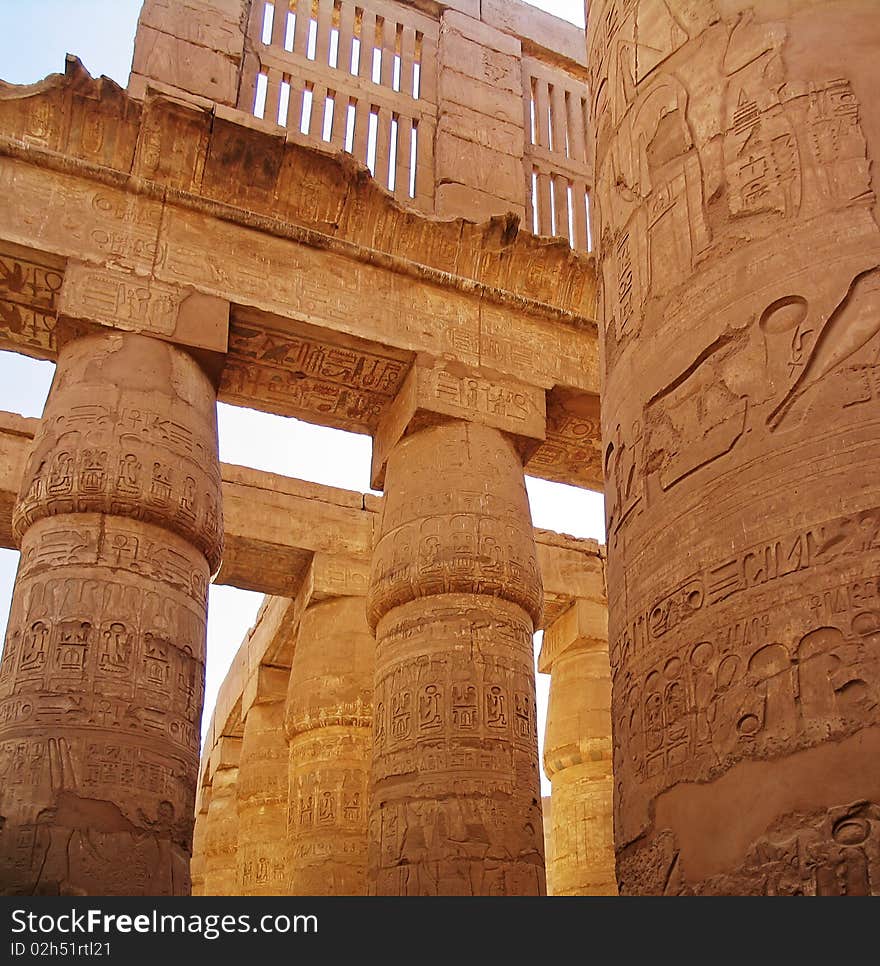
(367, 411), (547, 895)
(590, 0), (880, 894)
(540, 598), (615, 896)
(235, 667), (288, 896)
(0, 331), (223, 896)
(285, 596), (374, 896)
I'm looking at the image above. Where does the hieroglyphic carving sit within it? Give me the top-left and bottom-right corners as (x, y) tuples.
(0, 516), (207, 895)
(619, 781), (880, 896)
(368, 439), (543, 626)
(57, 263), (188, 338)
(696, 800), (880, 896)
(0, 247), (62, 359)
(221, 311), (411, 433)
(591, 0), (880, 894)
(367, 421), (545, 895)
(526, 389), (603, 491)
(235, 699), (288, 896)
(541, 599), (615, 895)
(285, 596), (373, 896)
(0, 331), (220, 896)
(201, 760), (240, 897)
(14, 334), (223, 570)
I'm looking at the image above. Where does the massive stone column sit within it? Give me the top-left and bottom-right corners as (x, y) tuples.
(285, 596), (373, 895)
(190, 786), (211, 896)
(201, 736), (241, 897)
(235, 668), (288, 896)
(540, 598), (615, 896)
(367, 368), (547, 894)
(0, 331), (223, 896)
(590, 0), (880, 894)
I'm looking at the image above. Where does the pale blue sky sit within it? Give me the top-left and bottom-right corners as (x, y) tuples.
(0, 0), (600, 794)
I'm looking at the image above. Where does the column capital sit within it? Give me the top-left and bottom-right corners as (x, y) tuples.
(12, 330), (225, 571)
(370, 357), (546, 489)
(538, 597), (608, 674)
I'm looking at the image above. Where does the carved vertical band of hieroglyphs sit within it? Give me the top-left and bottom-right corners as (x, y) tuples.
(235, 699), (288, 896)
(366, 421), (546, 895)
(0, 331), (223, 895)
(590, 0), (880, 894)
(284, 597), (373, 896)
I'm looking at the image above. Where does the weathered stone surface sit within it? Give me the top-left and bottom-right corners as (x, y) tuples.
(436, 67), (525, 128)
(285, 597), (373, 896)
(131, 26), (240, 106)
(201, 738), (241, 896)
(236, 696), (287, 896)
(481, 0), (587, 68)
(190, 786), (210, 895)
(591, 0), (880, 895)
(435, 133), (525, 206)
(541, 794), (553, 888)
(0, 0), (621, 899)
(370, 357), (545, 489)
(434, 10), (527, 215)
(58, 262), (230, 356)
(442, 10), (522, 58)
(434, 183), (527, 224)
(436, 102), (525, 159)
(0, 408), (602, 620)
(13, 333), (223, 568)
(367, 421), (546, 895)
(438, 23), (521, 94)
(0, 59), (601, 487)
(192, 526), (606, 897)
(0, 412), (34, 549)
(137, 0), (247, 59)
(0, 332), (222, 896)
(540, 599), (615, 896)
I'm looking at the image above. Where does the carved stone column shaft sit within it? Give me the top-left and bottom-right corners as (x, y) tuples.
(367, 420), (546, 895)
(202, 756), (240, 897)
(0, 331), (222, 895)
(190, 787), (211, 897)
(236, 694), (288, 896)
(590, 0), (880, 894)
(285, 596), (373, 896)
(542, 597), (615, 896)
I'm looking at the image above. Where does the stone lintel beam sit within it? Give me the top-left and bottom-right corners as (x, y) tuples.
(535, 529), (604, 628)
(216, 464), (374, 597)
(538, 595), (609, 675)
(370, 357), (546, 488)
(0, 65), (596, 327)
